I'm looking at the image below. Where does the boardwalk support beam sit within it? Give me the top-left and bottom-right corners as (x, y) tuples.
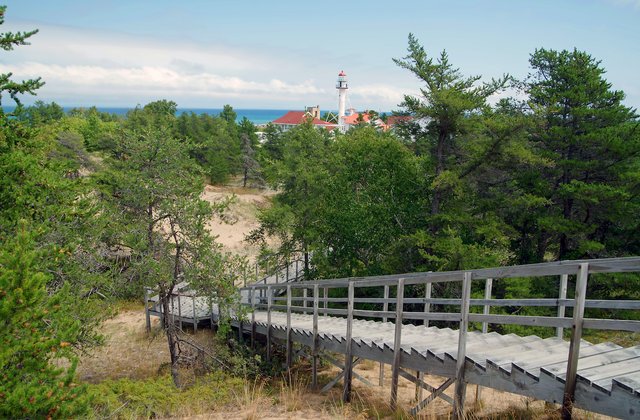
(562, 263), (588, 420)
(453, 272), (472, 420)
(312, 284), (319, 388)
(286, 284), (292, 369)
(342, 281), (355, 402)
(390, 277), (405, 411)
(379, 284), (389, 387)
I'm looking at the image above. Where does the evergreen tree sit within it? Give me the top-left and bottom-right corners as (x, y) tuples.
(521, 48), (640, 260)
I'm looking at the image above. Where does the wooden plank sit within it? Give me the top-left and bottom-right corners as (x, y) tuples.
(482, 278), (493, 334)
(390, 278), (405, 411)
(342, 281), (355, 403)
(144, 288), (151, 332)
(453, 272), (472, 420)
(563, 263), (588, 419)
(557, 274), (568, 338)
(286, 284), (292, 369)
(380, 284), (389, 387)
(312, 284), (319, 388)
(266, 286), (272, 362)
(424, 282), (432, 327)
(250, 288), (256, 349)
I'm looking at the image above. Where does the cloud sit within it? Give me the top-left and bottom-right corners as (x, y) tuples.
(2, 20), (411, 109)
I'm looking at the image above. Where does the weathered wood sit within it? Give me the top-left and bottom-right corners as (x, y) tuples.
(303, 288), (308, 314)
(398, 369), (453, 405)
(250, 288), (256, 349)
(177, 293), (183, 330)
(390, 278), (405, 411)
(286, 284), (292, 369)
(424, 282), (432, 327)
(312, 284), (319, 388)
(563, 263), (589, 419)
(557, 274), (568, 338)
(144, 288), (151, 332)
(380, 284), (389, 387)
(192, 295), (197, 332)
(453, 272), (472, 420)
(482, 278), (493, 334)
(266, 286), (272, 362)
(411, 378), (455, 416)
(342, 281), (355, 403)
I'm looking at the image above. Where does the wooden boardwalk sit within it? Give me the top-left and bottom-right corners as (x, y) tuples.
(147, 257), (640, 419)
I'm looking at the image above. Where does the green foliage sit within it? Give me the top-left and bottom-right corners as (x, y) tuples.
(0, 225), (90, 418)
(89, 372), (243, 419)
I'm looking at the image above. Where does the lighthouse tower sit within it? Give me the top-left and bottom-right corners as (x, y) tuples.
(336, 70), (348, 129)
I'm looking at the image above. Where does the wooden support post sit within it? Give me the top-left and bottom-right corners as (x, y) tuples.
(424, 282), (432, 327)
(562, 263), (589, 420)
(177, 294), (183, 331)
(390, 278), (405, 411)
(379, 284), (389, 386)
(192, 295), (197, 332)
(453, 272), (472, 420)
(342, 281), (355, 403)
(250, 287), (256, 350)
(303, 288), (308, 314)
(144, 288), (151, 333)
(482, 278), (492, 334)
(557, 274), (569, 339)
(266, 286), (272, 362)
(286, 259), (289, 282)
(286, 284), (292, 369)
(323, 287), (328, 317)
(295, 259), (299, 279)
(312, 284), (319, 388)
(416, 371), (424, 402)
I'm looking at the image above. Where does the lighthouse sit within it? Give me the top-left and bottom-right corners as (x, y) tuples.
(337, 70), (348, 129)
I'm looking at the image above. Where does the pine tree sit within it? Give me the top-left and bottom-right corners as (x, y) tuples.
(522, 48), (640, 260)
(0, 225), (89, 418)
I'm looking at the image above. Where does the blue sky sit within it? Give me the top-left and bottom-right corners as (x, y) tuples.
(2, 0), (639, 111)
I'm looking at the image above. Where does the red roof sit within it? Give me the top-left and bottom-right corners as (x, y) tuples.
(338, 70), (346, 76)
(342, 112), (371, 125)
(386, 115), (412, 126)
(273, 111), (334, 126)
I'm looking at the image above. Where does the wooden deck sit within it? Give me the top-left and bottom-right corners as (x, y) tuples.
(146, 257), (640, 419)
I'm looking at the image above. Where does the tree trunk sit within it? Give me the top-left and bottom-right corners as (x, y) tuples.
(161, 291), (181, 387)
(430, 128), (447, 229)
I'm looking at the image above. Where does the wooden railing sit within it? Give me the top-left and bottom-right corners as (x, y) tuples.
(240, 257), (640, 419)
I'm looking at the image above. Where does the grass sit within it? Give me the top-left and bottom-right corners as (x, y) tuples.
(88, 371), (243, 419)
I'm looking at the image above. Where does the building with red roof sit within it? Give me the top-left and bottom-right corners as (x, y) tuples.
(272, 110), (338, 131)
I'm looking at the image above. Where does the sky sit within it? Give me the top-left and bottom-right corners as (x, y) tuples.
(1, 0), (639, 112)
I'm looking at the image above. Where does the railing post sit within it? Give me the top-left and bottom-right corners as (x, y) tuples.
(303, 287), (308, 314)
(177, 293), (183, 331)
(323, 287), (328, 317)
(379, 284), (390, 386)
(250, 287), (256, 349)
(562, 263), (589, 420)
(390, 278), (405, 411)
(453, 272), (472, 420)
(312, 283), (319, 388)
(482, 278), (493, 334)
(144, 288), (151, 333)
(192, 294), (197, 332)
(342, 281), (355, 402)
(286, 284), (292, 369)
(557, 274), (569, 339)
(286, 259), (290, 282)
(424, 282), (432, 327)
(266, 286), (272, 362)
(295, 259), (299, 279)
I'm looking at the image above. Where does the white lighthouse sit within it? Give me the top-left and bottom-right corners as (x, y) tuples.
(337, 70), (348, 129)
